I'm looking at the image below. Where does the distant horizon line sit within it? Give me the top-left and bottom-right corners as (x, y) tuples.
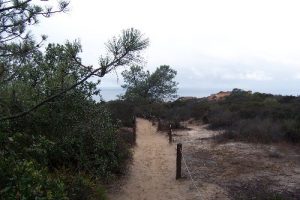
(98, 87), (300, 101)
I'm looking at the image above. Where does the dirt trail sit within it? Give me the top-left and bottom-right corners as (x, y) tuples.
(109, 119), (300, 199)
(108, 118), (199, 200)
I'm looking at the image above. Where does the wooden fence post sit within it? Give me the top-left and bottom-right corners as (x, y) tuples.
(133, 116), (136, 143)
(157, 118), (162, 131)
(168, 126), (172, 143)
(176, 143), (182, 179)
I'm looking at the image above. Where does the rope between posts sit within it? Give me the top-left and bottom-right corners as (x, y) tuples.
(180, 148), (202, 198)
(170, 125), (201, 198)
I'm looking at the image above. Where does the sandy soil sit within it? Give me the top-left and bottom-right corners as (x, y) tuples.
(108, 118), (200, 200)
(173, 120), (300, 199)
(108, 119), (300, 199)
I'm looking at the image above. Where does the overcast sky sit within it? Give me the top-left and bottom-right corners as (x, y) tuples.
(34, 0), (300, 99)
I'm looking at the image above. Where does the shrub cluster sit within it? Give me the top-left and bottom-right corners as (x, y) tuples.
(0, 42), (134, 199)
(0, 102), (130, 199)
(206, 90), (300, 143)
(119, 89), (300, 143)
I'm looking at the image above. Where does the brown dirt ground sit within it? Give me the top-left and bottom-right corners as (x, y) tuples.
(108, 119), (300, 199)
(108, 118), (200, 200)
(174, 120), (300, 199)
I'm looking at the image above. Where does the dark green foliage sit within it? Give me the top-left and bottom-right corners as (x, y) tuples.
(282, 119), (300, 142)
(0, 0), (68, 61)
(0, 155), (67, 200)
(223, 118), (283, 143)
(106, 99), (135, 127)
(121, 65), (178, 102)
(56, 170), (107, 200)
(0, 129), (111, 199)
(0, 40), (135, 199)
(118, 127), (136, 146)
(0, 1), (148, 198)
(208, 90), (300, 143)
(129, 88), (300, 143)
(107, 65), (177, 128)
(208, 109), (238, 129)
(0, 132), (56, 167)
(1, 27), (148, 121)
(44, 105), (131, 178)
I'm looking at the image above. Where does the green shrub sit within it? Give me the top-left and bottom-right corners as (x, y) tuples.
(118, 127), (136, 146)
(143, 89), (300, 144)
(106, 100), (135, 127)
(282, 119), (300, 143)
(244, 118), (282, 143)
(191, 101), (210, 120)
(0, 108), (127, 198)
(208, 109), (238, 129)
(0, 131), (57, 167)
(222, 118), (283, 143)
(56, 169), (107, 200)
(0, 157), (67, 200)
(46, 107), (131, 179)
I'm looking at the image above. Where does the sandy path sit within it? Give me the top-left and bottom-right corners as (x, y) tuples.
(108, 118), (198, 200)
(109, 119), (300, 199)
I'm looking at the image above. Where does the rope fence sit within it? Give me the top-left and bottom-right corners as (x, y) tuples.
(180, 147), (202, 198)
(168, 123), (202, 198)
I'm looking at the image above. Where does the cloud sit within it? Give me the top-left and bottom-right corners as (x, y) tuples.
(294, 73), (300, 79)
(33, 0), (300, 97)
(221, 71), (273, 81)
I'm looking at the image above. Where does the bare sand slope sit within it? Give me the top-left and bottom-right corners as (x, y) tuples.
(108, 118), (199, 200)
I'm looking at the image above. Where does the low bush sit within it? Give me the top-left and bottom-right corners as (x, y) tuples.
(282, 119), (300, 143)
(0, 105), (132, 199)
(139, 89), (300, 144)
(56, 169), (107, 200)
(0, 156), (67, 200)
(118, 127), (136, 146)
(221, 118), (283, 143)
(208, 109), (239, 129)
(48, 107), (131, 179)
(106, 100), (135, 127)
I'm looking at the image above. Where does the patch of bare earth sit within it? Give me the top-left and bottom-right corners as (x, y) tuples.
(108, 118), (200, 200)
(173, 120), (300, 200)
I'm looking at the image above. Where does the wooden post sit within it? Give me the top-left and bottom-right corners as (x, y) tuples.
(168, 128), (172, 143)
(176, 143), (182, 179)
(133, 116), (136, 143)
(157, 119), (161, 131)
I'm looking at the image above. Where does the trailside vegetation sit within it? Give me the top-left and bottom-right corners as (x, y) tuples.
(121, 65), (178, 103)
(0, 1), (149, 199)
(107, 65), (178, 127)
(131, 89), (300, 143)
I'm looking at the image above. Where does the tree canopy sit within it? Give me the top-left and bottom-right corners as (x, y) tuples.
(121, 65), (178, 103)
(0, 1), (151, 199)
(0, 0), (69, 59)
(0, 0), (149, 121)
(0, 28), (149, 121)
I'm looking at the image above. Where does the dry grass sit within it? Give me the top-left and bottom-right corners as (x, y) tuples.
(173, 122), (300, 200)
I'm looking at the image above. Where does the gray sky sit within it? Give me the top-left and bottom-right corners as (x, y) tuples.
(34, 0), (300, 99)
